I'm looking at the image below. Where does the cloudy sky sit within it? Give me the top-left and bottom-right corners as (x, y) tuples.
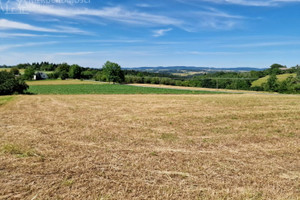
(1, 0), (300, 68)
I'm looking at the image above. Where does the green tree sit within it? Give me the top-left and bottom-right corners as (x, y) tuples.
(0, 71), (28, 95)
(94, 71), (105, 81)
(278, 76), (295, 93)
(81, 70), (95, 79)
(264, 73), (279, 92)
(56, 63), (70, 72)
(102, 61), (125, 83)
(268, 63), (285, 75)
(296, 66), (300, 80)
(23, 67), (35, 80)
(10, 67), (20, 75)
(60, 71), (69, 80)
(69, 64), (82, 79)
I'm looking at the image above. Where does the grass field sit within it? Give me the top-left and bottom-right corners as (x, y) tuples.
(0, 94), (299, 199)
(28, 84), (224, 94)
(26, 79), (107, 86)
(0, 68), (25, 74)
(252, 73), (296, 87)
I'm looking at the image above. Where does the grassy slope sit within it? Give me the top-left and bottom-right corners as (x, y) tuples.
(28, 84), (224, 94)
(252, 73), (296, 87)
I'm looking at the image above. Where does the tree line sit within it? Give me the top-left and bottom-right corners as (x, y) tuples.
(1, 61), (300, 95)
(125, 64), (300, 93)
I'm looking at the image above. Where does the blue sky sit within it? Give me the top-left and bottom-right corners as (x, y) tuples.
(1, 0), (300, 68)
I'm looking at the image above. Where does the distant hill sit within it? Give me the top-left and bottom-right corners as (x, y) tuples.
(125, 66), (265, 75)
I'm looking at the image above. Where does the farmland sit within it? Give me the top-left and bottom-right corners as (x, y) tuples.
(27, 82), (224, 95)
(0, 68), (25, 74)
(26, 79), (103, 86)
(0, 94), (299, 199)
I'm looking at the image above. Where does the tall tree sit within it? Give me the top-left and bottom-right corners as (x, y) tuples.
(296, 66), (300, 80)
(265, 73), (279, 92)
(23, 67), (35, 80)
(69, 64), (82, 79)
(268, 63), (285, 75)
(102, 61), (125, 83)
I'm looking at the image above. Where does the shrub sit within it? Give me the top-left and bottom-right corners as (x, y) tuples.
(0, 71), (28, 95)
(48, 72), (59, 79)
(23, 67), (35, 80)
(60, 71), (69, 80)
(293, 83), (300, 93)
(250, 86), (264, 91)
(10, 67), (20, 75)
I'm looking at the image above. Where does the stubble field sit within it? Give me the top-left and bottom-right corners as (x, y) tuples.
(0, 94), (299, 199)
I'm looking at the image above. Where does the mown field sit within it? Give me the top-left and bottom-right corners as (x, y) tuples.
(28, 83), (224, 95)
(0, 94), (299, 199)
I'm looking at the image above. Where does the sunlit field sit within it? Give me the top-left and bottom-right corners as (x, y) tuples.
(26, 79), (106, 86)
(0, 94), (299, 199)
(28, 84), (224, 95)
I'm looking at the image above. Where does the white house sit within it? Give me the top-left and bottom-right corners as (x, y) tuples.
(33, 72), (48, 80)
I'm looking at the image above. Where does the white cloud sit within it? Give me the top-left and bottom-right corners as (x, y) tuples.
(153, 28), (173, 37)
(0, 19), (59, 32)
(195, 7), (245, 19)
(0, 19), (89, 34)
(12, 2), (183, 27)
(178, 0), (300, 6)
(0, 32), (68, 38)
(220, 41), (300, 48)
(136, 3), (154, 8)
(3, 1), (249, 32)
(0, 41), (57, 51)
(0, 33), (42, 38)
(179, 7), (245, 31)
(54, 51), (96, 56)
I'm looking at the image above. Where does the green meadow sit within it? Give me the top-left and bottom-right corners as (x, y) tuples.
(28, 84), (224, 95)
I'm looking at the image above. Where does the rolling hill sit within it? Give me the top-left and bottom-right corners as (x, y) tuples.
(251, 73), (296, 87)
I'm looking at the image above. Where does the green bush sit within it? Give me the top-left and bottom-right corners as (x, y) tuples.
(250, 86), (264, 91)
(23, 67), (35, 80)
(0, 71), (28, 95)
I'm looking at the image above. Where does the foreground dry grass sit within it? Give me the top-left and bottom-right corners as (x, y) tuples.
(0, 94), (299, 200)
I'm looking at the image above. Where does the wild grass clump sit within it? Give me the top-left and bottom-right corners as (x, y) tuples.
(2, 144), (41, 158)
(160, 133), (178, 141)
(0, 96), (14, 106)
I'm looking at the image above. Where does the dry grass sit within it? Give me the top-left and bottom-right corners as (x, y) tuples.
(0, 68), (25, 74)
(0, 94), (299, 199)
(26, 79), (107, 86)
(129, 83), (268, 94)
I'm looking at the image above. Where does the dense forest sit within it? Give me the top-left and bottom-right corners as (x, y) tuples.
(1, 62), (300, 94)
